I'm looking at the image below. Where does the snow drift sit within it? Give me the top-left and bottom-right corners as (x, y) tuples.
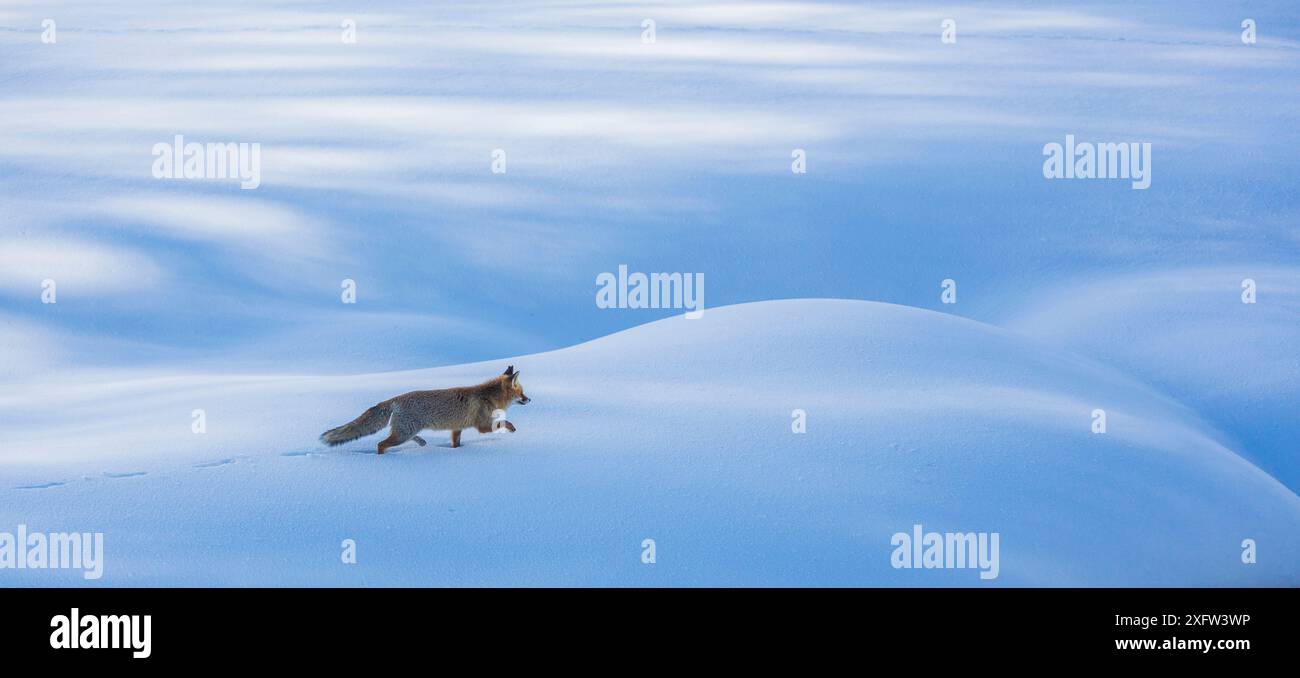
(1, 299), (1296, 585)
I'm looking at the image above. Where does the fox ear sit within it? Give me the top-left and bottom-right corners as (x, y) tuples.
(504, 365), (514, 376)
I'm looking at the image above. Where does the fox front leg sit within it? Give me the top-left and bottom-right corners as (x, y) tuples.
(476, 420), (516, 434)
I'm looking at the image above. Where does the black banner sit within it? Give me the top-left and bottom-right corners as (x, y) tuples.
(0, 587), (1290, 666)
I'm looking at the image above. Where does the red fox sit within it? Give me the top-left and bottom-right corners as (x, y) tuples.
(320, 366), (530, 454)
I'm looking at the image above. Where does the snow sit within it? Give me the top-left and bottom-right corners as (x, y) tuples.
(1001, 266), (1300, 493)
(2, 299), (1295, 586)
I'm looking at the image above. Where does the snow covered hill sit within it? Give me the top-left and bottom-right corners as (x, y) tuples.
(1, 299), (1296, 585)
(1002, 266), (1300, 494)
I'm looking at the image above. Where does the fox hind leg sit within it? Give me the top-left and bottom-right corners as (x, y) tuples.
(377, 415), (420, 455)
(450, 430), (462, 448)
(412, 435), (427, 447)
(377, 432), (403, 455)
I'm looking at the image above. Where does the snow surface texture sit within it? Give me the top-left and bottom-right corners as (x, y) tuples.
(2, 300), (1295, 586)
(1000, 267), (1300, 494)
(2, 0), (1297, 586)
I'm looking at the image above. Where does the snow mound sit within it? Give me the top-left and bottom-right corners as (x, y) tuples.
(1003, 267), (1300, 493)
(1, 299), (1295, 585)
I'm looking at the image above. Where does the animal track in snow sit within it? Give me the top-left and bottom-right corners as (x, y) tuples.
(103, 471), (148, 479)
(194, 458), (237, 469)
(15, 480), (67, 490)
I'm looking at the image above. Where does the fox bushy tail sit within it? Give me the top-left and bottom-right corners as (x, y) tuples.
(320, 401), (392, 446)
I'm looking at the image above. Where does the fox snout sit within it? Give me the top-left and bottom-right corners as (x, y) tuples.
(517, 395), (530, 405)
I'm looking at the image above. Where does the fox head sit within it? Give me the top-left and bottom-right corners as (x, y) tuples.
(502, 365), (530, 405)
